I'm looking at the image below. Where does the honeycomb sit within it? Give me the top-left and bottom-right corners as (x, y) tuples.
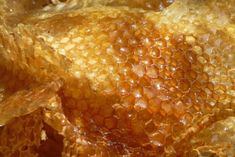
(0, 110), (43, 157)
(0, 0), (234, 156)
(190, 117), (235, 157)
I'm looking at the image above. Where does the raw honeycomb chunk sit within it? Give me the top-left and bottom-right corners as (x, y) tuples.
(0, 0), (234, 157)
